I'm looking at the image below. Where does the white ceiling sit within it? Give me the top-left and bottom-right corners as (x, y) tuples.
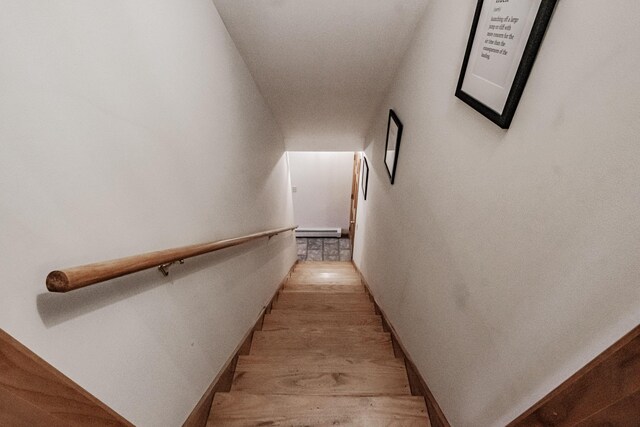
(213, 0), (429, 150)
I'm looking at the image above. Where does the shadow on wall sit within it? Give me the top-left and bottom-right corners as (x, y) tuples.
(36, 233), (293, 328)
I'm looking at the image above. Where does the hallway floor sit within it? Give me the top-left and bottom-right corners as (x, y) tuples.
(296, 237), (352, 261)
(208, 261), (430, 425)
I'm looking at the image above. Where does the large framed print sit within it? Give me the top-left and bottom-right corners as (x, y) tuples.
(455, 0), (557, 129)
(384, 109), (403, 185)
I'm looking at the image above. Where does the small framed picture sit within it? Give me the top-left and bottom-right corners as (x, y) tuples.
(361, 156), (369, 200)
(455, 0), (557, 129)
(384, 109), (403, 184)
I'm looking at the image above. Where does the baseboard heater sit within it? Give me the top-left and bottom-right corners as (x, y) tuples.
(295, 227), (342, 238)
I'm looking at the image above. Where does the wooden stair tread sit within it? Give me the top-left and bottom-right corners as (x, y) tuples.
(288, 278), (362, 286)
(292, 270), (357, 274)
(264, 311), (383, 328)
(294, 266), (355, 270)
(252, 329), (390, 338)
(282, 284), (365, 293)
(292, 269), (356, 274)
(261, 323), (383, 333)
(231, 370), (410, 396)
(291, 271), (357, 276)
(291, 271), (358, 276)
(288, 275), (360, 280)
(286, 278), (362, 284)
(272, 300), (375, 313)
(209, 393), (429, 426)
(288, 279), (362, 285)
(287, 282), (363, 289)
(292, 270), (359, 274)
(233, 355), (410, 395)
(296, 261), (354, 266)
(236, 355), (407, 374)
(290, 272), (360, 279)
(250, 331), (394, 357)
(276, 293), (371, 304)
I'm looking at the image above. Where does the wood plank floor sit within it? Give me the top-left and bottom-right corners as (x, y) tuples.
(208, 261), (430, 426)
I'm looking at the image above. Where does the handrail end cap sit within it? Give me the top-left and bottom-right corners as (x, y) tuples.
(46, 271), (71, 293)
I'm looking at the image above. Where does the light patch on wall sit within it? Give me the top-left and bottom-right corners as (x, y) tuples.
(287, 151), (354, 232)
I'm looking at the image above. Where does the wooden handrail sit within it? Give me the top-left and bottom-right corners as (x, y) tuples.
(46, 226), (297, 293)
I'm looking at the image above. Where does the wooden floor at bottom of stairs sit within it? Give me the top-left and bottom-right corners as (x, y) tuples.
(207, 261), (430, 426)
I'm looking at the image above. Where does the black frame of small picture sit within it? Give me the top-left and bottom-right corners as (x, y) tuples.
(361, 156), (369, 200)
(383, 109), (403, 184)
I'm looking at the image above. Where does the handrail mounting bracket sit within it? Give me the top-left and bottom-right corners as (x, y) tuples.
(158, 259), (184, 277)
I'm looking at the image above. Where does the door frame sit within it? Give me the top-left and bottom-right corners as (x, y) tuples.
(348, 152), (361, 255)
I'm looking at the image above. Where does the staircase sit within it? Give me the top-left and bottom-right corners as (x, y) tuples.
(207, 261), (430, 426)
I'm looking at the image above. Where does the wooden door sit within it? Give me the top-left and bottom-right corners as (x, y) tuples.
(348, 153), (361, 253)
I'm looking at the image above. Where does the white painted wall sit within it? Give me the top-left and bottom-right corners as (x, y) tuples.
(354, 1), (640, 426)
(286, 136), (364, 152)
(0, 1), (296, 426)
(288, 152), (354, 232)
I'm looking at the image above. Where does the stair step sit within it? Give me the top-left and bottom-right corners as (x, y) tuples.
(293, 266), (358, 272)
(236, 355), (407, 374)
(233, 355), (410, 395)
(208, 393), (430, 426)
(261, 323), (383, 334)
(288, 278), (362, 286)
(290, 271), (360, 279)
(205, 262), (432, 426)
(291, 270), (357, 277)
(276, 293), (371, 305)
(264, 311), (383, 328)
(292, 270), (357, 276)
(294, 267), (355, 272)
(231, 370), (410, 396)
(272, 300), (375, 313)
(291, 271), (357, 276)
(291, 268), (360, 279)
(282, 283), (365, 293)
(250, 331), (394, 358)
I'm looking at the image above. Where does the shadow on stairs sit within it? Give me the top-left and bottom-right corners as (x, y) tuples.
(207, 261), (431, 426)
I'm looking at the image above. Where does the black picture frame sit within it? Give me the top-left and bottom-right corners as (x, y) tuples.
(361, 156), (369, 200)
(455, 0), (557, 129)
(383, 109), (403, 184)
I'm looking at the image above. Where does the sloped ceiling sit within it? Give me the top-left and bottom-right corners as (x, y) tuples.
(213, 0), (429, 150)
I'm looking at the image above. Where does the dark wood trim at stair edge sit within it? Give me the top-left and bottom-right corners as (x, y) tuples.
(507, 323), (640, 426)
(0, 329), (133, 426)
(182, 261), (297, 427)
(352, 262), (451, 427)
